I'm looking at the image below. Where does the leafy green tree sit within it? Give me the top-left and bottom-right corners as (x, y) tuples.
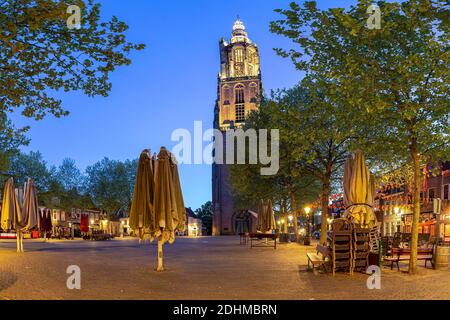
(53, 158), (83, 191)
(195, 201), (213, 235)
(0, 112), (29, 179)
(8, 150), (52, 191)
(229, 90), (323, 241)
(271, 0), (449, 272)
(39, 178), (95, 210)
(0, 0), (145, 120)
(84, 157), (137, 216)
(257, 83), (362, 244)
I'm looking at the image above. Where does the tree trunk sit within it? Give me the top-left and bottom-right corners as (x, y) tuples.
(320, 177), (331, 246)
(409, 139), (421, 274)
(282, 202), (288, 234)
(290, 192), (299, 242)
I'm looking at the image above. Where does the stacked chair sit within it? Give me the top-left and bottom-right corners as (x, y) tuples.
(352, 228), (370, 272)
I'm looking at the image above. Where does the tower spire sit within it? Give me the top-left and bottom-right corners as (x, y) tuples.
(231, 16), (248, 43)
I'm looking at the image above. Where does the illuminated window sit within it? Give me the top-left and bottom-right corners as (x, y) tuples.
(428, 188), (436, 199)
(234, 48), (244, 63)
(235, 104), (245, 123)
(443, 184), (449, 200)
(235, 84), (244, 104)
(234, 84), (246, 122)
(249, 82), (258, 102)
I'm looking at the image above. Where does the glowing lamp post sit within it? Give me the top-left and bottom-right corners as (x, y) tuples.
(288, 215), (293, 227)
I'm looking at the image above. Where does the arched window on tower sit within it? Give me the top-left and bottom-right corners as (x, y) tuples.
(222, 85), (230, 105)
(234, 47), (245, 77)
(235, 84), (245, 104)
(235, 84), (245, 123)
(249, 82), (258, 103)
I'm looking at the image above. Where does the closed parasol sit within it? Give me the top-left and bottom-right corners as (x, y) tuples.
(1, 178), (19, 233)
(16, 178), (40, 251)
(169, 153), (186, 234)
(342, 151), (377, 228)
(23, 178), (39, 231)
(129, 149), (155, 241)
(265, 199), (277, 232)
(39, 208), (52, 241)
(152, 147), (187, 271)
(1, 177), (39, 252)
(257, 199), (266, 232)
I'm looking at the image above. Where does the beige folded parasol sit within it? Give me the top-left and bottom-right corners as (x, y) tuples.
(343, 151), (377, 228)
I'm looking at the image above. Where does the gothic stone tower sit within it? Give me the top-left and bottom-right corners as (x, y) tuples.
(212, 18), (262, 235)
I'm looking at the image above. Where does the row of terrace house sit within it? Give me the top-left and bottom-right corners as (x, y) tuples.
(46, 207), (108, 238)
(374, 161), (450, 242)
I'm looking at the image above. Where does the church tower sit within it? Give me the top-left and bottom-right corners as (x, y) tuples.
(212, 18), (262, 235)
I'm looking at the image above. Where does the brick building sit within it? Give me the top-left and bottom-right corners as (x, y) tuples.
(375, 161), (450, 240)
(212, 18), (261, 235)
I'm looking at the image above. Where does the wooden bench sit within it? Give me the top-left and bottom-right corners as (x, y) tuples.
(307, 245), (331, 274)
(384, 247), (433, 271)
(249, 233), (278, 249)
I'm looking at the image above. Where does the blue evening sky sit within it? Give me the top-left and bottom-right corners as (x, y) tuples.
(11, 0), (355, 210)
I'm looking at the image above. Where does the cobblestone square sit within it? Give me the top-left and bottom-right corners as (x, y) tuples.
(1, 237), (449, 300)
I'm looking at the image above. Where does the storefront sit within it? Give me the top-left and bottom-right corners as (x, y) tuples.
(438, 201), (450, 242)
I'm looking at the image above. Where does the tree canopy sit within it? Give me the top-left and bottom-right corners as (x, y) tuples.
(271, 0), (449, 272)
(0, 0), (145, 120)
(195, 201), (212, 235)
(84, 157), (137, 216)
(0, 112), (29, 176)
(4, 151), (138, 216)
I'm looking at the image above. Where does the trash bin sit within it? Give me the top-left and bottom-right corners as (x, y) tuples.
(434, 246), (449, 270)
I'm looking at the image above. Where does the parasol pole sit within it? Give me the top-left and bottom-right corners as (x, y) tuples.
(16, 230), (20, 253)
(20, 230), (24, 252)
(157, 236), (165, 272)
(16, 230), (23, 253)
